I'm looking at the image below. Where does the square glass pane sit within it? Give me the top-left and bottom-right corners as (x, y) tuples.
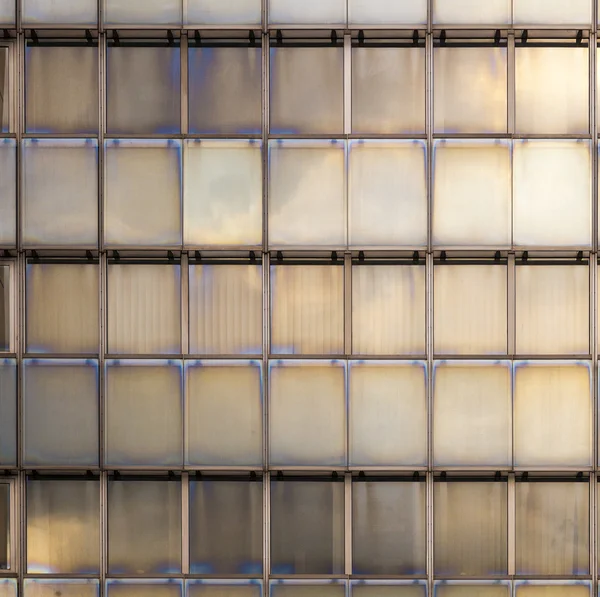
(516, 481), (589, 575)
(188, 48), (261, 134)
(189, 264), (262, 355)
(106, 46), (180, 134)
(349, 362), (427, 467)
(0, 484), (7, 570)
(184, 140), (262, 246)
(24, 580), (99, 597)
(434, 47), (507, 134)
(104, 0), (182, 26)
(351, 584), (427, 597)
(268, 140), (345, 247)
(349, 141), (427, 247)
(433, 140), (511, 247)
(185, 0), (261, 25)
(0, 47), (9, 133)
(27, 479), (100, 574)
(270, 264), (344, 355)
(349, 0), (427, 25)
(108, 479), (181, 574)
(0, 359), (16, 466)
(107, 581), (183, 597)
(433, 361), (511, 467)
(514, 0), (592, 25)
(434, 583), (510, 597)
(107, 264), (181, 354)
(516, 47), (588, 135)
(516, 265), (589, 355)
(268, 0), (345, 25)
(189, 479), (262, 574)
(0, 2), (14, 26)
(434, 481), (508, 576)
(514, 362), (592, 467)
(26, 45), (98, 134)
(22, 139), (98, 247)
(352, 265), (425, 355)
(26, 263), (99, 354)
(270, 47), (343, 134)
(270, 479), (344, 574)
(105, 140), (182, 247)
(515, 583), (591, 597)
(106, 360), (183, 467)
(434, 264), (507, 355)
(188, 583), (262, 597)
(353, 481), (426, 575)
(433, 0), (510, 24)
(0, 139), (16, 246)
(23, 0), (97, 25)
(269, 360), (346, 467)
(271, 585), (345, 597)
(185, 361), (262, 467)
(23, 359), (99, 466)
(513, 140), (591, 247)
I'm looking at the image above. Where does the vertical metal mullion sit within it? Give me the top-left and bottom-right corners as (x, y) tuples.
(181, 472), (189, 575)
(508, 32), (515, 252)
(426, 32), (433, 255)
(262, 33), (269, 254)
(180, 33), (188, 137)
(263, 250), (270, 590)
(344, 472), (352, 576)
(426, 251), (433, 593)
(343, 34), (351, 251)
(508, 472), (516, 577)
(508, 253), (516, 358)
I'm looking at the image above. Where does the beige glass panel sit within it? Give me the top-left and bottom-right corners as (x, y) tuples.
(0, 47), (8, 133)
(26, 263), (99, 354)
(349, 362), (427, 467)
(515, 585), (590, 597)
(352, 265), (425, 355)
(352, 585), (426, 597)
(516, 482), (589, 574)
(513, 141), (591, 247)
(270, 265), (343, 355)
(107, 264), (181, 354)
(0, 139), (17, 246)
(23, 360), (99, 466)
(353, 482), (426, 574)
(349, 141), (427, 247)
(186, 361), (262, 466)
(268, 0), (345, 25)
(22, 139), (98, 247)
(433, 362), (511, 467)
(434, 47), (507, 134)
(107, 582), (182, 597)
(269, 361), (346, 467)
(0, 267), (8, 352)
(187, 585), (261, 597)
(106, 361), (183, 467)
(185, 0), (261, 25)
(435, 584), (510, 597)
(434, 265), (507, 355)
(105, 0), (181, 25)
(349, 0), (427, 25)
(516, 266), (589, 355)
(271, 587), (344, 597)
(24, 580), (99, 597)
(0, 484), (7, 569)
(0, 359), (16, 466)
(514, 362), (591, 467)
(270, 48), (343, 134)
(352, 48), (425, 135)
(434, 482), (508, 575)
(26, 46), (98, 134)
(189, 265), (262, 355)
(105, 140), (181, 247)
(0, 3), (14, 25)
(184, 141), (262, 246)
(433, 0), (510, 24)
(514, 0), (592, 25)
(27, 480), (100, 574)
(516, 47), (588, 135)
(23, 0), (96, 24)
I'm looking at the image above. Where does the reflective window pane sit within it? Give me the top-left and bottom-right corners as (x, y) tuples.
(349, 141), (427, 247)
(27, 479), (100, 574)
(268, 0), (345, 25)
(0, 3), (14, 26)
(190, 479), (262, 574)
(270, 479), (344, 574)
(515, 583), (591, 597)
(514, 0), (592, 25)
(105, 0), (182, 26)
(351, 584), (427, 597)
(187, 583), (262, 597)
(269, 360), (346, 467)
(0, 47), (10, 132)
(185, 0), (262, 25)
(106, 580), (183, 597)
(23, 359), (99, 467)
(433, 0), (510, 24)
(434, 583), (510, 597)
(349, 0), (427, 25)
(23, 0), (97, 25)
(24, 579), (99, 597)
(0, 139), (16, 246)
(0, 266), (8, 352)
(0, 359), (16, 466)
(271, 585), (345, 597)
(0, 484), (8, 570)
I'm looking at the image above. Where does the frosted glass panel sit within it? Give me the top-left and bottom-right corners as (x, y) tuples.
(188, 48), (261, 135)
(352, 265), (425, 355)
(24, 580), (99, 597)
(27, 480), (100, 574)
(0, 139), (16, 246)
(269, 361), (346, 467)
(0, 359), (16, 466)
(107, 264), (181, 354)
(26, 46), (98, 134)
(514, 362), (592, 467)
(106, 361), (183, 467)
(434, 47), (507, 134)
(434, 482), (508, 575)
(516, 482), (589, 575)
(0, 2), (14, 25)
(23, 0), (97, 25)
(269, 141), (345, 247)
(433, 140), (511, 247)
(352, 48), (425, 135)
(349, 362), (427, 467)
(353, 481), (426, 575)
(513, 141), (591, 247)
(186, 0), (261, 25)
(352, 585), (427, 597)
(514, 0), (592, 25)
(435, 584), (510, 597)
(108, 480), (181, 574)
(516, 47), (588, 135)
(349, 0), (427, 25)
(349, 141), (427, 247)
(0, 47), (8, 133)
(0, 267), (8, 352)
(515, 584), (591, 597)
(433, 0), (510, 24)
(516, 265), (589, 355)
(184, 141), (262, 246)
(23, 359), (99, 466)
(433, 361), (511, 467)
(434, 265), (508, 355)
(270, 48), (343, 134)
(271, 586), (345, 597)
(189, 264), (262, 355)
(105, 140), (182, 247)
(269, 0), (345, 25)
(26, 263), (99, 354)
(105, 0), (182, 25)
(188, 584), (262, 597)
(107, 581), (182, 597)
(271, 265), (344, 355)
(186, 361), (262, 467)
(22, 139), (98, 247)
